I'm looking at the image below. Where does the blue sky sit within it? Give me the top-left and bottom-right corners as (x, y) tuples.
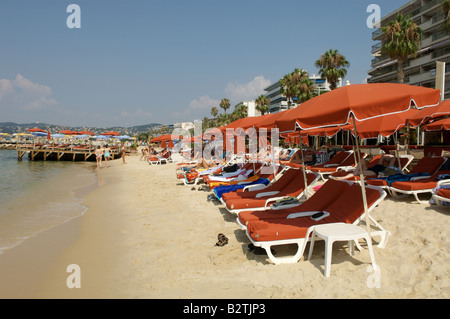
(0, 0), (409, 127)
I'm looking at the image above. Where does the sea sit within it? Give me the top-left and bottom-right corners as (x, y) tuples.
(0, 149), (98, 254)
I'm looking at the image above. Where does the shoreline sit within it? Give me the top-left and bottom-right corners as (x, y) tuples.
(0, 155), (449, 299)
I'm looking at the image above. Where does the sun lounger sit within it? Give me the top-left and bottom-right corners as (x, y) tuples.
(431, 180), (450, 206)
(329, 154), (414, 182)
(221, 166), (304, 204)
(244, 182), (388, 264)
(389, 169), (450, 204)
(212, 165), (283, 199)
(236, 179), (353, 228)
(309, 151), (365, 181)
(366, 156), (446, 193)
(223, 169), (320, 215)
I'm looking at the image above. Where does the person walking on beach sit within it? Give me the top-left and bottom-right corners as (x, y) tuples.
(121, 142), (127, 164)
(104, 144), (111, 167)
(95, 145), (103, 169)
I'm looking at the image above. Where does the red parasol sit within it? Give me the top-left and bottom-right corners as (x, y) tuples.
(28, 128), (46, 133)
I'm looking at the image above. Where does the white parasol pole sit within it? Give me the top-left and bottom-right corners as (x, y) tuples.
(351, 115), (371, 238)
(298, 130), (310, 199)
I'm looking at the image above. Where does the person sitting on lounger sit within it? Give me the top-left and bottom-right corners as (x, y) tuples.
(334, 154), (396, 180)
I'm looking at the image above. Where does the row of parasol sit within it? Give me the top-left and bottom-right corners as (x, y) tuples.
(152, 83), (445, 237)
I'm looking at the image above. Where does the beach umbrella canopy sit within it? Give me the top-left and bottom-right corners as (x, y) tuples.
(342, 108), (420, 139)
(422, 117), (450, 131)
(102, 131), (120, 136)
(405, 99), (450, 127)
(59, 130), (80, 135)
(274, 83), (440, 240)
(79, 130), (95, 135)
(28, 128), (46, 133)
(275, 83), (441, 133)
(51, 133), (65, 138)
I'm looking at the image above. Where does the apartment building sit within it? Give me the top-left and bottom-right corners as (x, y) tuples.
(368, 0), (450, 98)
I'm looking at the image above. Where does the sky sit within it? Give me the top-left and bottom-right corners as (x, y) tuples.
(0, 0), (410, 127)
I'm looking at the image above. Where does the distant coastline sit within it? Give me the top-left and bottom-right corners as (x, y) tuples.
(0, 121), (163, 136)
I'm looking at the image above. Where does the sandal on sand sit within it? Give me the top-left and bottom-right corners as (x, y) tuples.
(216, 233), (228, 246)
(248, 243), (275, 255)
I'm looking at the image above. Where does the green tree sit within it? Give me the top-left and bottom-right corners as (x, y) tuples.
(210, 106), (219, 118)
(280, 68), (316, 108)
(219, 98), (230, 114)
(255, 95), (270, 115)
(381, 14), (421, 84)
(315, 49), (350, 90)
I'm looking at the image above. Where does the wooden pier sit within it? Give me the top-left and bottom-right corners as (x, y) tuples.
(16, 145), (121, 162)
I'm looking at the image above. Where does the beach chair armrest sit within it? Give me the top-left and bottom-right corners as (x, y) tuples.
(409, 176), (430, 181)
(264, 196), (291, 209)
(243, 184), (268, 192)
(256, 191), (280, 198)
(436, 179), (450, 187)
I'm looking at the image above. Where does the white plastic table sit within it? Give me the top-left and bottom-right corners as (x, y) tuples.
(307, 222), (377, 277)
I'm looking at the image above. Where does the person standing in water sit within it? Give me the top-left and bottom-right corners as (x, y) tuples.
(104, 144), (111, 167)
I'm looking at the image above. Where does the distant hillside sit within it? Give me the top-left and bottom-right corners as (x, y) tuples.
(0, 122), (163, 135)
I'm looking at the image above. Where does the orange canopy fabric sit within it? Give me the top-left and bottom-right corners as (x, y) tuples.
(422, 118), (450, 131)
(28, 128), (46, 133)
(405, 99), (450, 127)
(102, 131), (120, 136)
(59, 130), (80, 135)
(275, 83), (440, 133)
(79, 131), (94, 135)
(344, 108), (420, 139)
(150, 134), (183, 143)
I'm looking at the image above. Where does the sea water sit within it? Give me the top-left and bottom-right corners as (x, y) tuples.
(0, 149), (97, 254)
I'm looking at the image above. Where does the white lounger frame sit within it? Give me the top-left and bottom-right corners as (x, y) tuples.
(242, 184), (389, 265)
(224, 171), (320, 215)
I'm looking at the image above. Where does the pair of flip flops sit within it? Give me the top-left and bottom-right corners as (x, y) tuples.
(215, 233), (228, 246)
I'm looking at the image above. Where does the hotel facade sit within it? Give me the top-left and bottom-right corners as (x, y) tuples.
(368, 0), (450, 99)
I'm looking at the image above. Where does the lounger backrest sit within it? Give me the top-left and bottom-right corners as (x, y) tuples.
(247, 168), (300, 193)
(326, 151), (351, 165)
(297, 179), (352, 212)
(323, 184), (383, 224)
(366, 155), (382, 168)
(278, 172), (318, 196)
(410, 157), (445, 175)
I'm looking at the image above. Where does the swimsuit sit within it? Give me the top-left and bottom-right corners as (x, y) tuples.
(105, 151), (110, 158)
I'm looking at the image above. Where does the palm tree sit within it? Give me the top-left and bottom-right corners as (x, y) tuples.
(255, 95), (270, 115)
(280, 68), (316, 108)
(210, 107), (218, 119)
(381, 14), (422, 84)
(219, 98), (230, 114)
(315, 49), (350, 90)
(233, 103), (248, 119)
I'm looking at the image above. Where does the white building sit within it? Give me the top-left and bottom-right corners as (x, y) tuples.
(244, 100), (261, 117)
(174, 122), (195, 131)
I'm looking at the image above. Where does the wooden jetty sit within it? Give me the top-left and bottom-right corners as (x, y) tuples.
(16, 144), (122, 162)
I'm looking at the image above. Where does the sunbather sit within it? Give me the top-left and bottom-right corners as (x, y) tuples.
(334, 154), (395, 180)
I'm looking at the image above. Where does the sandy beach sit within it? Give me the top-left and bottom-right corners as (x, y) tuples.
(0, 154), (449, 299)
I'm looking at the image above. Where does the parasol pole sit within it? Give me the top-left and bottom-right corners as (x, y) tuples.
(298, 130), (310, 199)
(351, 115), (371, 239)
